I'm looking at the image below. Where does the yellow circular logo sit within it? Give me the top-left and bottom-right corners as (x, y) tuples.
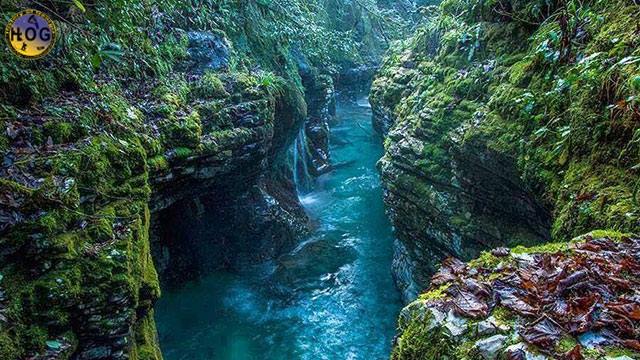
(5, 9), (57, 59)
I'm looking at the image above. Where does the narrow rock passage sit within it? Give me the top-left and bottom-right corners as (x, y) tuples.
(154, 98), (402, 359)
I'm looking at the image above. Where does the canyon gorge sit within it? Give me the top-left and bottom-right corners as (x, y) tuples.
(1, 0), (639, 359)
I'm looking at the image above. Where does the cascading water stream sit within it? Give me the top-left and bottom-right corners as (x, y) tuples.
(292, 127), (313, 194)
(155, 98), (402, 360)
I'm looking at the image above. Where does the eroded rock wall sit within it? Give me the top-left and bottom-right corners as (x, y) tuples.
(371, 0), (640, 358)
(0, 0), (414, 357)
(372, 0), (640, 305)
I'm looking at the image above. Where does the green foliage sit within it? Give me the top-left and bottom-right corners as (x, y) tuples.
(257, 72), (286, 96)
(193, 72), (228, 99)
(0, 332), (20, 360)
(147, 155), (169, 173)
(373, 0), (640, 246)
(91, 43), (124, 71)
(72, 0), (86, 13)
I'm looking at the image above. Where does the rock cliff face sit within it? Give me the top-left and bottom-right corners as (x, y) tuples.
(378, 121), (552, 300)
(0, 0), (414, 358)
(0, 43), (310, 359)
(301, 73), (335, 178)
(148, 70), (311, 285)
(371, 0), (640, 357)
(372, 0), (639, 304)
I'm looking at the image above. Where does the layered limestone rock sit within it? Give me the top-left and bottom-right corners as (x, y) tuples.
(0, 65), (308, 360)
(371, 0), (640, 303)
(378, 121), (552, 301)
(148, 74), (311, 285)
(301, 74), (336, 178)
(0, 6), (295, 360)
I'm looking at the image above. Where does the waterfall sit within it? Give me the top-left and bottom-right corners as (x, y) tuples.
(293, 133), (299, 188)
(292, 127), (313, 194)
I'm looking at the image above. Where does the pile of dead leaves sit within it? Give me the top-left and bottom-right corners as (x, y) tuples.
(426, 235), (640, 358)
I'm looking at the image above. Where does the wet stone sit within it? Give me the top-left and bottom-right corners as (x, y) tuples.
(475, 334), (508, 359)
(186, 31), (231, 73)
(476, 316), (510, 336)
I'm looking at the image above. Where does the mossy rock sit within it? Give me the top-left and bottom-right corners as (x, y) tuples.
(159, 111), (202, 150)
(193, 72), (229, 99)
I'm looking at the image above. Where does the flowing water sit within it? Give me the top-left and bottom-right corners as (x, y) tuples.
(155, 99), (402, 359)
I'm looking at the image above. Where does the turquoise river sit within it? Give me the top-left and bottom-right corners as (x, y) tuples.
(155, 99), (402, 359)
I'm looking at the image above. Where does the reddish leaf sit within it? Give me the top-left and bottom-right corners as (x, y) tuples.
(452, 290), (489, 318)
(557, 270), (589, 294)
(561, 345), (583, 360)
(622, 340), (640, 351)
(494, 280), (539, 316)
(606, 301), (640, 321)
(431, 257), (467, 286)
(521, 315), (564, 348)
(506, 349), (526, 360)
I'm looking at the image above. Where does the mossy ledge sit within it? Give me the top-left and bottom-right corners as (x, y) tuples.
(392, 233), (640, 360)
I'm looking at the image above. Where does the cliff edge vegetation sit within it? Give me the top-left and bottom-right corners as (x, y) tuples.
(371, 0), (639, 357)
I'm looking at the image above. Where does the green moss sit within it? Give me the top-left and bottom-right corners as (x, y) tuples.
(173, 147), (194, 160)
(197, 100), (234, 131)
(511, 241), (570, 255)
(234, 73), (258, 91)
(581, 347), (602, 359)
(194, 72), (229, 99)
(491, 306), (516, 327)
(468, 251), (504, 269)
(21, 326), (48, 354)
(551, 162), (638, 239)
(583, 230), (632, 242)
(160, 111), (202, 149)
(603, 346), (640, 359)
(556, 336), (578, 354)
(147, 155), (169, 172)
(0, 332), (20, 360)
(454, 339), (479, 360)
(392, 308), (456, 359)
(51, 232), (82, 257)
(419, 283), (451, 301)
(131, 310), (162, 360)
(43, 121), (78, 144)
(87, 207), (116, 243)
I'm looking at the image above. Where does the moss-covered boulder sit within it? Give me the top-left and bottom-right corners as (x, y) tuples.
(393, 232), (640, 360)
